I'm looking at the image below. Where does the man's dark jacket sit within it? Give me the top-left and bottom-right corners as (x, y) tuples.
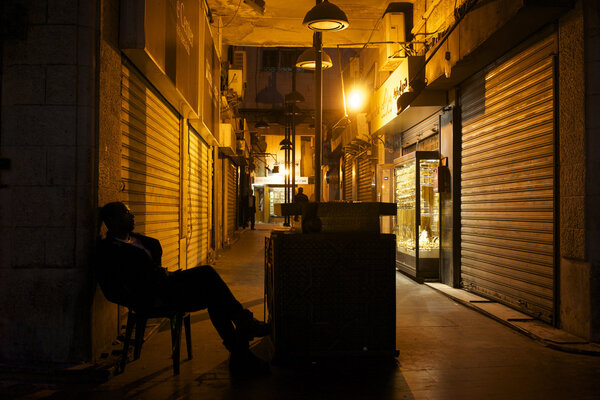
(96, 233), (168, 310)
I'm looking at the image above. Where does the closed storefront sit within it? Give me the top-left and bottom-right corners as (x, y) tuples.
(459, 34), (556, 323)
(187, 124), (212, 268)
(120, 61), (181, 271)
(356, 155), (374, 202)
(226, 158), (238, 240)
(401, 111), (441, 154)
(343, 153), (354, 201)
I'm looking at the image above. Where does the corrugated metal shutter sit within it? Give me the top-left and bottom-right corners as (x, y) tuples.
(460, 35), (556, 323)
(343, 153), (353, 200)
(226, 159), (237, 238)
(120, 62), (181, 271)
(187, 124), (210, 268)
(357, 156), (373, 202)
(402, 111), (441, 151)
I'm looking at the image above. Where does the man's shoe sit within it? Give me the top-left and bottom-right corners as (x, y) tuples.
(229, 349), (270, 378)
(236, 310), (271, 340)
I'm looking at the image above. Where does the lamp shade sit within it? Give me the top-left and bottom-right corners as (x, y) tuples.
(303, 0), (349, 31)
(296, 48), (333, 70)
(279, 138), (292, 146)
(285, 90), (305, 104)
(255, 119), (269, 129)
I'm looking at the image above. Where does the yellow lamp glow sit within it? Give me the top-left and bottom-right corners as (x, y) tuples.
(347, 87), (365, 111)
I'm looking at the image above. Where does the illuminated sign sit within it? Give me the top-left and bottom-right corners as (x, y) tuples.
(370, 56), (425, 133)
(254, 176), (309, 185)
(370, 66), (406, 133)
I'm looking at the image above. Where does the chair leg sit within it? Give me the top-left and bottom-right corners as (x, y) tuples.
(134, 315), (147, 361)
(121, 312), (136, 373)
(170, 314), (183, 375)
(184, 313), (193, 360)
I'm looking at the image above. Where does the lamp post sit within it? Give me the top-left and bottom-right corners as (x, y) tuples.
(285, 77), (304, 206)
(314, 31), (323, 203)
(299, 0), (348, 202)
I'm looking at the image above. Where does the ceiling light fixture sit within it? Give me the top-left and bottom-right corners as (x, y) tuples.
(255, 119), (269, 129)
(296, 48), (333, 70)
(285, 90), (305, 104)
(303, 0), (349, 32)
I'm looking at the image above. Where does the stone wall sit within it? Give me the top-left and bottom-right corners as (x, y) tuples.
(93, 0), (122, 360)
(558, 1), (591, 340)
(584, 0), (600, 342)
(0, 0), (97, 363)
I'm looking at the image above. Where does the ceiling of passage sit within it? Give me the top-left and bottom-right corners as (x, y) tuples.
(206, 0), (403, 47)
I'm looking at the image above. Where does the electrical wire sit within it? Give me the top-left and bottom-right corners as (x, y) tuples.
(211, 0), (243, 29)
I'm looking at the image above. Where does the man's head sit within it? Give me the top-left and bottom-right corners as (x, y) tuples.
(297, 187), (303, 194)
(100, 202), (135, 235)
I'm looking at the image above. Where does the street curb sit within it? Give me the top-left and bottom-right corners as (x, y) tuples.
(425, 283), (600, 356)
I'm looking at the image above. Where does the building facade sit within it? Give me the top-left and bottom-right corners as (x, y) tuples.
(339, 0), (600, 341)
(0, 0), (598, 370)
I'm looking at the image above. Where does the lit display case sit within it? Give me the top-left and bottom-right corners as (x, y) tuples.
(394, 151), (440, 282)
(269, 187), (285, 216)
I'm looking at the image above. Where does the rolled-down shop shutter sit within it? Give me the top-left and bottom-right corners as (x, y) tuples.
(226, 158), (238, 238)
(120, 62), (181, 271)
(401, 111), (440, 153)
(187, 124), (211, 268)
(357, 156), (374, 202)
(460, 34), (556, 323)
(343, 153), (354, 200)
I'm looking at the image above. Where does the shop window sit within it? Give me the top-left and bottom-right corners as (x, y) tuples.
(262, 49), (279, 72)
(280, 50), (298, 72)
(261, 48), (306, 72)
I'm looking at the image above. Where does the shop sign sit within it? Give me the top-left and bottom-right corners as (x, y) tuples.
(120, 0), (200, 115)
(370, 66), (408, 133)
(255, 176), (309, 185)
(202, 16), (220, 137)
(370, 56), (425, 133)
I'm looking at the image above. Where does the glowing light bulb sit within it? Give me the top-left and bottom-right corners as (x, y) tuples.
(347, 87), (365, 111)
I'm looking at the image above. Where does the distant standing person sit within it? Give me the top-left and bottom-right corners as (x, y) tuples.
(248, 192), (256, 230)
(293, 187), (309, 221)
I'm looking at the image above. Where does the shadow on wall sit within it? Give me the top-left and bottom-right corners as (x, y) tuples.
(256, 72), (284, 106)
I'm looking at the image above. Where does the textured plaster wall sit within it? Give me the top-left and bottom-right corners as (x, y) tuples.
(584, 0), (600, 342)
(558, 1), (591, 339)
(92, 0), (122, 359)
(0, 0), (97, 363)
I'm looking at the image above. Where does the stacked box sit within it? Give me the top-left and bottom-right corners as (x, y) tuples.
(266, 231), (396, 361)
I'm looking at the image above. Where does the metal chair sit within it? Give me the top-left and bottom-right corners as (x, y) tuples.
(120, 308), (192, 375)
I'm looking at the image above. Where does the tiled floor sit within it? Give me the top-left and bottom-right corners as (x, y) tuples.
(3, 224), (600, 399)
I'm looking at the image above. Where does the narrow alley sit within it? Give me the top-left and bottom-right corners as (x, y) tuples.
(3, 224), (600, 400)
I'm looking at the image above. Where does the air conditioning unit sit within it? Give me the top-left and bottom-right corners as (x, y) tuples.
(228, 69), (244, 98)
(218, 123), (236, 156)
(345, 56), (360, 81)
(341, 113), (369, 147)
(379, 12), (407, 72)
(229, 50), (247, 99)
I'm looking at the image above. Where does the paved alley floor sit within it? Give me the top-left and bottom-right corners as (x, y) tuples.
(3, 224), (600, 399)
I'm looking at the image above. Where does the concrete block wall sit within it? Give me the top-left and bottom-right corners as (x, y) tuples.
(557, 1), (591, 340)
(584, 0), (600, 342)
(0, 0), (97, 364)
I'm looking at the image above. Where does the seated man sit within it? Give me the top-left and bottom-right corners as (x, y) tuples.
(96, 201), (269, 377)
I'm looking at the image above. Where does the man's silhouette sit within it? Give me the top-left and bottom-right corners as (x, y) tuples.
(293, 187), (309, 222)
(96, 202), (269, 377)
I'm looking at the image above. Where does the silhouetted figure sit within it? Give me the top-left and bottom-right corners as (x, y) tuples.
(96, 202), (269, 377)
(248, 193), (256, 230)
(301, 202), (322, 234)
(293, 187), (309, 222)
